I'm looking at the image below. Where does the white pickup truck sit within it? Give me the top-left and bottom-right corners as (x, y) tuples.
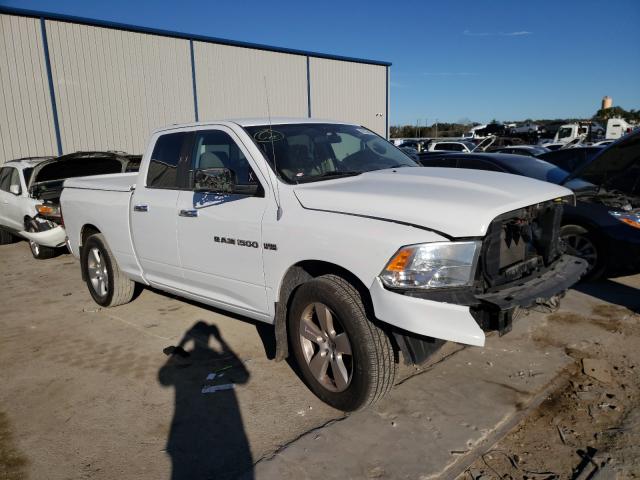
(61, 118), (586, 410)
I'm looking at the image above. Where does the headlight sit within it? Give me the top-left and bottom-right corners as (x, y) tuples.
(36, 204), (61, 217)
(379, 241), (481, 289)
(609, 210), (640, 230)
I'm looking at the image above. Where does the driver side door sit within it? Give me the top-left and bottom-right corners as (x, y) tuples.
(175, 126), (269, 317)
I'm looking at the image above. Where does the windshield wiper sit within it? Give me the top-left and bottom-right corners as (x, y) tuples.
(297, 171), (362, 183)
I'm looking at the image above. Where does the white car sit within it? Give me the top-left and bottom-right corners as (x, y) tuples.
(0, 157), (66, 258)
(426, 141), (475, 152)
(0, 152), (141, 258)
(60, 118), (586, 410)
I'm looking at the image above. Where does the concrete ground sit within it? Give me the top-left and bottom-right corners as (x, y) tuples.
(0, 240), (638, 480)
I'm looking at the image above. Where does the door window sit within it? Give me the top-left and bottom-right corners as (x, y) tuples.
(190, 130), (259, 189)
(147, 132), (190, 189)
(0, 167), (11, 192)
(0, 167), (20, 193)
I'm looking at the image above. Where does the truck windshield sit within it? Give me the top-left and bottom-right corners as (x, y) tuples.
(558, 127), (573, 139)
(243, 123), (418, 183)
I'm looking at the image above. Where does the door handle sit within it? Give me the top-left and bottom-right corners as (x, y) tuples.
(133, 204), (148, 212)
(179, 209), (198, 218)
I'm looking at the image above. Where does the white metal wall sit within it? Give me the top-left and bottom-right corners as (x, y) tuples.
(194, 42), (308, 120)
(0, 12), (389, 165)
(0, 15), (58, 163)
(310, 58), (387, 137)
(45, 20), (195, 154)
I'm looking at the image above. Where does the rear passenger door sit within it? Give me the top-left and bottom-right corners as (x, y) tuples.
(175, 126), (269, 316)
(130, 131), (192, 288)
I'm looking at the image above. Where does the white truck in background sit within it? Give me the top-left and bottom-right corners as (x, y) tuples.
(553, 122), (605, 144)
(60, 118), (586, 410)
(606, 118), (636, 140)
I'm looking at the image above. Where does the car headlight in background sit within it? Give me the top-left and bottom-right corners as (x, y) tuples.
(36, 204), (61, 218)
(380, 241), (481, 289)
(609, 210), (640, 230)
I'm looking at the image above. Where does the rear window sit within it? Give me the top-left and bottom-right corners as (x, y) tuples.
(437, 143), (464, 151)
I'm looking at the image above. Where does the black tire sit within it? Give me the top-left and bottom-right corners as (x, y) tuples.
(27, 223), (57, 260)
(82, 233), (135, 307)
(0, 229), (15, 245)
(288, 274), (396, 411)
(561, 224), (605, 280)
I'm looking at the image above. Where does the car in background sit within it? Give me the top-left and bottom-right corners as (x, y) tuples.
(417, 135), (640, 278)
(510, 122), (540, 135)
(397, 139), (426, 152)
(538, 146), (604, 172)
(426, 140), (476, 152)
(473, 123), (507, 138)
(399, 146), (419, 161)
(0, 151), (141, 259)
(487, 145), (550, 157)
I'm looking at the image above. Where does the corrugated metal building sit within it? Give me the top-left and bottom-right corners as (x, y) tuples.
(0, 7), (390, 165)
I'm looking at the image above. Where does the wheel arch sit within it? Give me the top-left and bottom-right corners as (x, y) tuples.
(81, 224), (101, 246)
(274, 260), (376, 362)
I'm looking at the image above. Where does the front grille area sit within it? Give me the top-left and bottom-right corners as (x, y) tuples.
(481, 200), (564, 288)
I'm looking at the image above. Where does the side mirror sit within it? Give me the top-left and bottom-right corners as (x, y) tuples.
(194, 168), (236, 194)
(9, 184), (21, 195)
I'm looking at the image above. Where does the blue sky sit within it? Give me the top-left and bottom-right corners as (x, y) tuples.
(3, 0), (639, 125)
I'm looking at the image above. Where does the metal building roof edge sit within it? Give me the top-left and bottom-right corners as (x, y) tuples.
(0, 5), (392, 67)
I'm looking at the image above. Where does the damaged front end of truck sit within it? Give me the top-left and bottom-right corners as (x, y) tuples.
(385, 198), (588, 364)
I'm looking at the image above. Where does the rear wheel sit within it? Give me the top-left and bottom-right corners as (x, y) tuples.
(82, 233), (135, 307)
(288, 274), (396, 411)
(561, 224), (604, 279)
(27, 222), (57, 260)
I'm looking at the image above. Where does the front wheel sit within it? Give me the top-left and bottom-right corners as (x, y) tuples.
(561, 224), (604, 279)
(27, 222), (57, 260)
(82, 233), (135, 307)
(288, 274), (396, 411)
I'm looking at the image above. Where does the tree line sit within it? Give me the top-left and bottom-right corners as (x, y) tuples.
(391, 105), (639, 138)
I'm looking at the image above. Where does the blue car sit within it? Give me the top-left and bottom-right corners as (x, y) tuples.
(418, 132), (640, 278)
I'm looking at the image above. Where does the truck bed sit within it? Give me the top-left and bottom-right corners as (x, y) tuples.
(61, 173), (143, 283)
(63, 172), (137, 192)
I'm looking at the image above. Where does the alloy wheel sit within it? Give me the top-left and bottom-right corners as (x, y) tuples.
(87, 247), (109, 297)
(298, 302), (353, 392)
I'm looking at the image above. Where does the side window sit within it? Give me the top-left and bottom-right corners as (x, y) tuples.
(147, 133), (188, 189)
(458, 158), (504, 172)
(0, 167), (12, 192)
(9, 168), (21, 194)
(191, 130), (258, 187)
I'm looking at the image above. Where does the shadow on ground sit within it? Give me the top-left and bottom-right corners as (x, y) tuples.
(159, 321), (253, 480)
(575, 278), (640, 313)
(0, 410), (28, 480)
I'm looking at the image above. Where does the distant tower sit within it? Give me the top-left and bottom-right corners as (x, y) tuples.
(602, 96), (613, 110)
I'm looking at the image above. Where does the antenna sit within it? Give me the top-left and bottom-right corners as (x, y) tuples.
(264, 76), (283, 220)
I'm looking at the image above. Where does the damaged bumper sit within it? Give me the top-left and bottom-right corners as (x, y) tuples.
(370, 254), (588, 353)
(475, 255), (588, 310)
(19, 225), (67, 248)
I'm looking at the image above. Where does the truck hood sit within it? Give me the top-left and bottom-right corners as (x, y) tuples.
(293, 167), (572, 237)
